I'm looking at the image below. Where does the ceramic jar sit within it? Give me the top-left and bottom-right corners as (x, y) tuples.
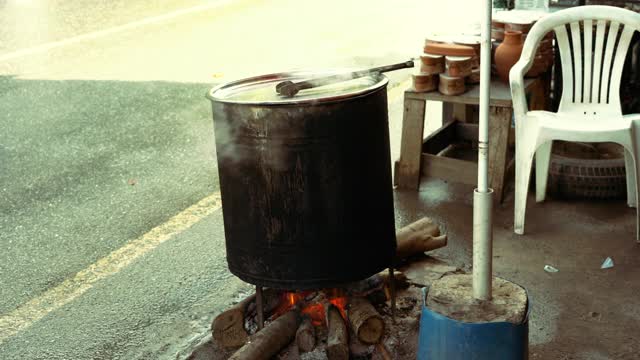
(495, 31), (524, 83)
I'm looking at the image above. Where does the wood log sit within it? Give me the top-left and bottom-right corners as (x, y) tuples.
(228, 310), (300, 360)
(275, 340), (300, 360)
(377, 270), (408, 289)
(347, 297), (385, 344)
(326, 304), (349, 360)
(349, 329), (374, 358)
(376, 343), (393, 360)
(211, 294), (254, 348)
(211, 288), (280, 348)
(395, 217), (447, 260)
(295, 316), (316, 353)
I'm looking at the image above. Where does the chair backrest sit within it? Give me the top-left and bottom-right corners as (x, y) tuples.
(521, 6), (640, 116)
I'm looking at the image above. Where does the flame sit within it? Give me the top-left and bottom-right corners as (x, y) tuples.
(270, 289), (349, 326)
(301, 303), (325, 326)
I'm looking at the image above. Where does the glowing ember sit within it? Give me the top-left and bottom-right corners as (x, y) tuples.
(270, 289), (349, 326)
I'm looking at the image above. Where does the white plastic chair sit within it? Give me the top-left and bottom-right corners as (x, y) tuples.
(509, 5), (640, 240)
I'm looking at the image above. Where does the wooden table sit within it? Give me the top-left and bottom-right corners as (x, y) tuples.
(394, 78), (544, 202)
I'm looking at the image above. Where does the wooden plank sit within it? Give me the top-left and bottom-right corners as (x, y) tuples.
(442, 102), (453, 125)
(456, 123), (478, 141)
(405, 78), (538, 108)
(420, 153), (477, 186)
(453, 103), (474, 123)
(487, 106), (513, 203)
(436, 144), (456, 157)
(456, 123), (515, 147)
(396, 98), (427, 189)
(423, 120), (457, 155)
(442, 103), (473, 124)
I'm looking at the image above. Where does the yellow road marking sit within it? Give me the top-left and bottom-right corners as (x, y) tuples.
(0, 192), (222, 344)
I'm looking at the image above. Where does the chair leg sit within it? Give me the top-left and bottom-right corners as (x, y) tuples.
(624, 149), (636, 208)
(633, 154), (640, 243)
(535, 141), (552, 203)
(514, 141), (536, 235)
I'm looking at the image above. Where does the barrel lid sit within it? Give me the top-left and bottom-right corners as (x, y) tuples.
(207, 70), (388, 105)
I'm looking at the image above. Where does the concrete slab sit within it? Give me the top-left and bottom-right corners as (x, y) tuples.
(387, 91), (640, 359)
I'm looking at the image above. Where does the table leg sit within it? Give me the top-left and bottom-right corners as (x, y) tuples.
(529, 78), (547, 111)
(443, 103), (474, 123)
(396, 97), (426, 190)
(488, 106), (512, 202)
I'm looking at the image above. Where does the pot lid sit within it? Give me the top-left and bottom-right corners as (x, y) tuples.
(208, 70), (388, 105)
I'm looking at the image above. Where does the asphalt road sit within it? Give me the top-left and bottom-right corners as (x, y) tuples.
(0, 1), (479, 358)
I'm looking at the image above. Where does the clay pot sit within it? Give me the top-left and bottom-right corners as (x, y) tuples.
(467, 68), (481, 85)
(420, 54), (445, 74)
(445, 56), (473, 77)
(438, 74), (466, 95)
(495, 31), (524, 83)
(423, 43), (477, 57)
(413, 73), (439, 92)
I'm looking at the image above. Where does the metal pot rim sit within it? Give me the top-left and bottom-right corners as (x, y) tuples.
(207, 69), (388, 105)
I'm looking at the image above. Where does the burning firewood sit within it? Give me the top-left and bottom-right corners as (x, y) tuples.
(211, 294), (254, 348)
(295, 315), (316, 353)
(395, 217), (447, 261)
(326, 304), (349, 360)
(228, 310), (300, 360)
(347, 297), (385, 344)
(274, 340), (300, 360)
(211, 288), (280, 348)
(376, 342), (393, 360)
(377, 270), (408, 289)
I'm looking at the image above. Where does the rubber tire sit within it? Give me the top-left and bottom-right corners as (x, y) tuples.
(547, 154), (627, 200)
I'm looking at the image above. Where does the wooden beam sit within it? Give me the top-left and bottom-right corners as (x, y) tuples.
(229, 310), (300, 360)
(405, 78), (539, 108)
(455, 123), (479, 142)
(455, 123), (514, 147)
(488, 106), (513, 202)
(396, 98), (427, 190)
(420, 153), (477, 186)
(422, 120), (457, 155)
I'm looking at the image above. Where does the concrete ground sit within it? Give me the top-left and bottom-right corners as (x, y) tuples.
(393, 182), (640, 360)
(392, 100), (640, 360)
(1, 0), (639, 359)
(387, 89), (640, 360)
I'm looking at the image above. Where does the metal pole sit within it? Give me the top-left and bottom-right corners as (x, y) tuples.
(477, 0), (492, 193)
(388, 267), (396, 323)
(473, 0), (494, 301)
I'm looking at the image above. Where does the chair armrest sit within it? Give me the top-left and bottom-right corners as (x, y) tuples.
(509, 59), (532, 120)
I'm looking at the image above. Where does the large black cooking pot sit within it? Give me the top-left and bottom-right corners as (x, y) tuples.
(208, 70), (396, 289)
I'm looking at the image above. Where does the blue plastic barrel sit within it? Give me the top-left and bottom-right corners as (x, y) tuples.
(417, 287), (530, 360)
